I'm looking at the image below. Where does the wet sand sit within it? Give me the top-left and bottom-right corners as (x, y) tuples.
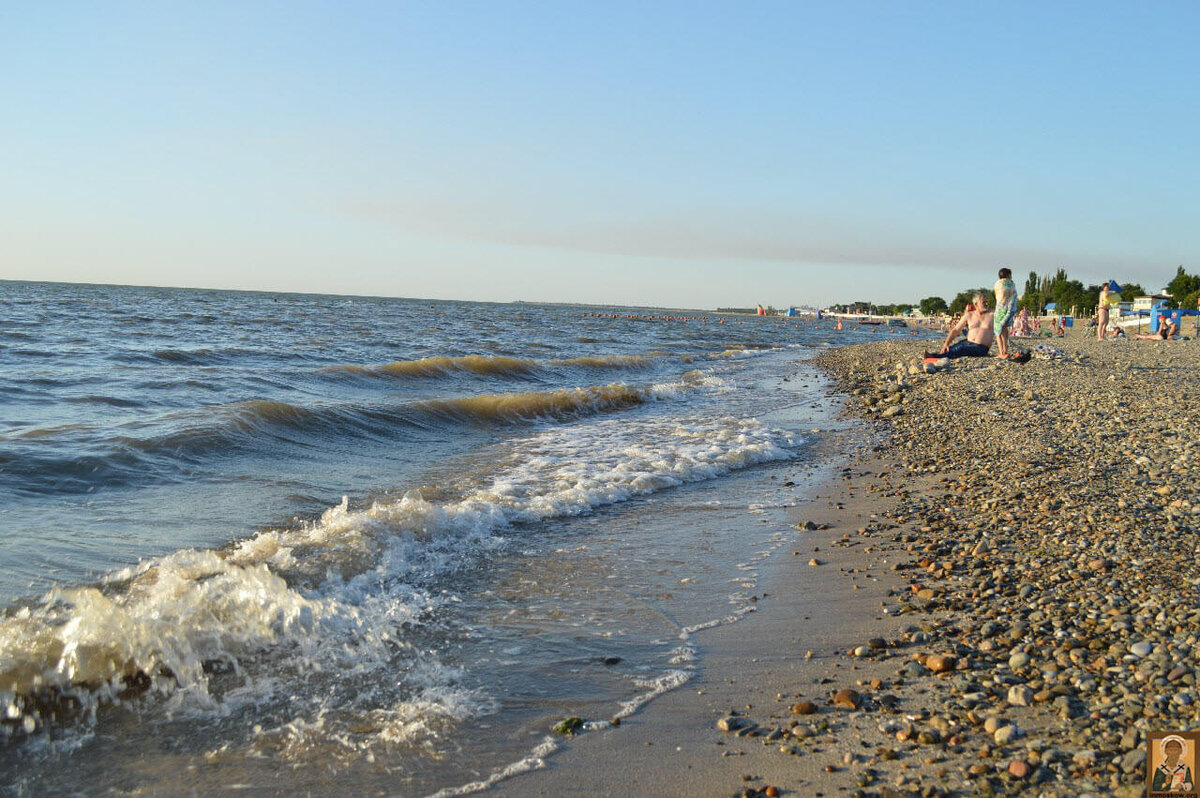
(505, 331), (1200, 798)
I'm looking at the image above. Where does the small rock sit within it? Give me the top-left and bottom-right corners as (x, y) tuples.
(833, 689), (862, 709)
(717, 716), (745, 732)
(993, 725), (1017, 745)
(1007, 759), (1031, 779)
(926, 654), (957, 674)
(1129, 641), (1152, 658)
(791, 701), (818, 715)
(1121, 748), (1147, 775)
(1007, 685), (1034, 707)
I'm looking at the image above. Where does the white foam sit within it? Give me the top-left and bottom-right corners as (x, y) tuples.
(425, 735), (559, 797)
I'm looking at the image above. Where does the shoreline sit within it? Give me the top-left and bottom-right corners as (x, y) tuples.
(504, 333), (1200, 797)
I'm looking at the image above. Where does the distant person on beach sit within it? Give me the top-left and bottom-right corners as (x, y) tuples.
(993, 268), (1019, 359)
(926, 294), (994, 359)
(1137, 318), (1179, 340)
(1097, 282), (1112, 341)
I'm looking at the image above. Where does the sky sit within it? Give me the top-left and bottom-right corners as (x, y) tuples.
(2, 1), (1198, 308)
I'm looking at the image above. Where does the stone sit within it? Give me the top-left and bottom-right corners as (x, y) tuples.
(926, 654), (957, 673)
(791, 701), (817, 715)
(717, 716), (744, 732)
(993, 725), (1017, 745)
(833, 689), (862, 709)
(1073, 750), (1097, 768)
(1007, 760), (1031, 779)
(1121, 748), (1146, 775)
(1008, 652), (1030, 670)
(1129, 641), (1152, 658)
(1007, 685), (1034, 707)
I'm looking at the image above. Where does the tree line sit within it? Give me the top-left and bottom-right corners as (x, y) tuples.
(909, 266), (1200, 317)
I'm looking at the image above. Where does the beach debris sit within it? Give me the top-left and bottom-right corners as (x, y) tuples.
(552, 717), (584, 735)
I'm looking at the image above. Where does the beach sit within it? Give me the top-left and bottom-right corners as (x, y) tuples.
(508, 331), (1200, 797)
(5, 286), (1196, 797)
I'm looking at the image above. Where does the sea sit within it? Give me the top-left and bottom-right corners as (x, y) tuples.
(0, 281), (925, 796)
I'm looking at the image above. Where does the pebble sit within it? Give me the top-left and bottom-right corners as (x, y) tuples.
(1006, 685), (1033, 707)
(718, 716), (744, 732)
(993, 725), (1017, 745)
(925, 654), (956, 674)
(833, 689), (862, 709)
(1007, 759), (1031, 779)
(1121, 748), (1147, 775)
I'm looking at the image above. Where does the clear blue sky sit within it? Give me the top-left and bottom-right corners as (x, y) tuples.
(3, 1), (1197, 307)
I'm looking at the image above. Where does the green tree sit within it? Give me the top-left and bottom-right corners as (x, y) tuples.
(1020, 271), (1041, 312)
(1167, 266), (1200, 307)
(919, 296), (948, 315)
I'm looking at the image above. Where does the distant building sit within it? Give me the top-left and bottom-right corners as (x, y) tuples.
(1131, 294), (1170, 312)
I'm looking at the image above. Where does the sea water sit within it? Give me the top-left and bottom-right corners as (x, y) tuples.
(0, 281), (921, 796)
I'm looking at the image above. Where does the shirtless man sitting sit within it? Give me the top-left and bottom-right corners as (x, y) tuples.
(926, 294), (995, 358)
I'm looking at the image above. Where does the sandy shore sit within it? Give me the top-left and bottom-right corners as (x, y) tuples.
(502, 331), (1199, 798)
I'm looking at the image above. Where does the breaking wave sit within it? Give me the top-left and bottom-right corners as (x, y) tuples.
(0, 412), (798, 746)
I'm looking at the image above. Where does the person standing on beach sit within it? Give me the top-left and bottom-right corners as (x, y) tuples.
(993, 268), (1019, 359)
(1097, 282), (1112, 341)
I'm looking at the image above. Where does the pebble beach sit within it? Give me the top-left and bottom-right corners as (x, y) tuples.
(725, 331), (1200, 797)
(513, 329), (1200, 798)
